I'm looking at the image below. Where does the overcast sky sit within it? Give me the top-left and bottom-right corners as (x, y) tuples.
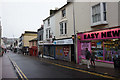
(0, 0), (67, 38)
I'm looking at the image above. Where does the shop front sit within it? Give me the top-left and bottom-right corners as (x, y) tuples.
(44, 44), (55, 58)
(29, 46), (38, 56)
(77, 27), (120, 64)
(54, 38), (74, 62)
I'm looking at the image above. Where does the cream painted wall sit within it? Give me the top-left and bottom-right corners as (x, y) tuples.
(75, 2), (119, 32)
(118, 2), (120, 26)
(55, 3), (74, 39)
(23, 34), (37, 47)
(107, 2), (118, 27)
(74, 2), (91, 33)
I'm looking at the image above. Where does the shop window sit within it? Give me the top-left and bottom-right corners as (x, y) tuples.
(91, 40), (103, 60)
(104, 39), (120, 62)
(81, 42), (91, 58)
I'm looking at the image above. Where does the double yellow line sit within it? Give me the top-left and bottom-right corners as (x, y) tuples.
(8, 55), (119, 80)
(44, 61), (119, 80)
(8, 56), (28, 80)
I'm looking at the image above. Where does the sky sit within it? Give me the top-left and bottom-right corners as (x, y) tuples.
(0, 0), (67, 38)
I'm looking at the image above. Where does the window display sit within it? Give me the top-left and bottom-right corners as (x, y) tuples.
(104, 39), (120, 62)
(80, 39), (120, 62)
(81, 42), (91, 58)
(91, 40), (103, 60)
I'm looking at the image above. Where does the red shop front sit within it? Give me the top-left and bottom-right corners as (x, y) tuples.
(29, 46), (38, 56)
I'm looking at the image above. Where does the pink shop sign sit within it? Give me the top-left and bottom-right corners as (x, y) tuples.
(79, 28), (120, 40)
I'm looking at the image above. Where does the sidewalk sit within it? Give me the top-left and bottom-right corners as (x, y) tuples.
(1, 53), (17, 79)
(38, 56), (120, 79)
(0, 57), (2, 80)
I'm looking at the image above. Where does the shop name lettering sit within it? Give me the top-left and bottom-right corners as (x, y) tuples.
(84, 30), (120, 39)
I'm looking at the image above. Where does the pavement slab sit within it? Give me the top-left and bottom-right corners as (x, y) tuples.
(2, 53), (17, 79)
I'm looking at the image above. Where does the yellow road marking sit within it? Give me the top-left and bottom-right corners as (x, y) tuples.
(16, 67), (24, 80)
(14, 62), (28, 80)
(8, 56), (28, 80)
(45, 61), (117, 80)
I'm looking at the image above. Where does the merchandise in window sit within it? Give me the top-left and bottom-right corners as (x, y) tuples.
(91, 40), (103, 60)
(104, 39), (120, 62)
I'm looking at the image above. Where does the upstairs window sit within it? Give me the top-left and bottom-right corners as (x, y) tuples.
(60, 21), (67, 35)
(92, 3), (101, 23)
(91, 3), (107, 26)
(46, 29), (51, 39)
(62, 9), (66, 18)
(39, 35), (41, 41)
(48, 18), (50, 26)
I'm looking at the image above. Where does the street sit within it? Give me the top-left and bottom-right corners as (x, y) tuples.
(0, 51), (117, 80)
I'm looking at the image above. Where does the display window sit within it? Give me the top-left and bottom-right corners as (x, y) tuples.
(104, 39), (120, 62)
(81, 42), (91, 58)
(91, 40), (103, 60)
(91, 39), (120, 62)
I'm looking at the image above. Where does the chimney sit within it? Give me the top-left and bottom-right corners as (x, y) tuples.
(50, 8), (58, 15)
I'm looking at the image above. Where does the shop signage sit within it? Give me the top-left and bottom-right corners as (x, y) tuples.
(54, 39), (73, 45)
(81, 28), (120, 40)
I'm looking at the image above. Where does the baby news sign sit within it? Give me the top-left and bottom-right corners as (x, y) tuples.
(80, 28), (120, 40)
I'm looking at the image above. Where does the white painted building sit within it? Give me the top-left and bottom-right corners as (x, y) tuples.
(43, 11), (56, 43)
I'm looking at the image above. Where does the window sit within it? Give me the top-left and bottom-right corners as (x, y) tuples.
(48, 19), (50, 26)
(39, 35), (41, 41)
(92, 3), (101, 23)
(46, 29), (51, 39)
(60, 22), (67, 35)
(62, 9), (66, 17)
(103, 3), (106, 21)
(91, 3), (107, 26)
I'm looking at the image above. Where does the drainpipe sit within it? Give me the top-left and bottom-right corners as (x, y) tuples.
(73, 2), (76, 63)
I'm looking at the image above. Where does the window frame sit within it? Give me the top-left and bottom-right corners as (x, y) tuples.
(48, 18), (50, 26)
(46, 28), (51, 39)
(60, 21), (67, 35)
(91, 2), (107, 26)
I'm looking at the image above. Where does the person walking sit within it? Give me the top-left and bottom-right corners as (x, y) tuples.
(85, 48), (91, 68)
(90, 50), (97, 68)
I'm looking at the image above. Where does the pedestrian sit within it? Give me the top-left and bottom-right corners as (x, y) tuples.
(38, 51), (41, 58)
(85, 48), (91, 68)
(79, 56), (82, 65)
(90, 50), (97, 68)
(4, 49), (6, 53)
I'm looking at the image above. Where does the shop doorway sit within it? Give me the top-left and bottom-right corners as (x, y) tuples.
(71, 44), (75, 62)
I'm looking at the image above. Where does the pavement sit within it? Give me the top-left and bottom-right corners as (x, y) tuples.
(38, 55), (120, 79)
(0, 52), (17, 79)
(0, 56), (2, 80)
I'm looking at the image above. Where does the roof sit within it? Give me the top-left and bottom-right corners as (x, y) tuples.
(29, 38), (38, 42)
(25, 31), (37, 34)
(37, 25), (44, 31)
(43, 2), (71, 21)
